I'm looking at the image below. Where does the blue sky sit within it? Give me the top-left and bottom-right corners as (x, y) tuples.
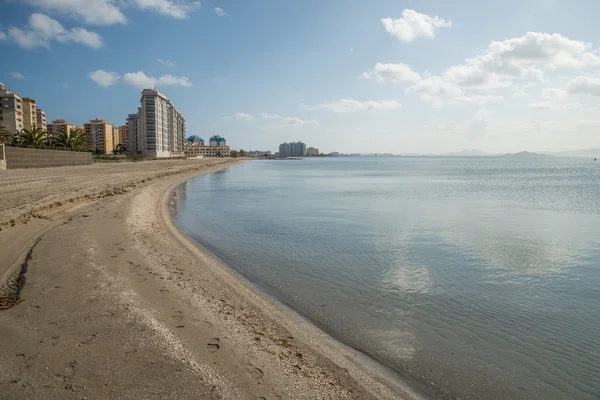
(2, 0), (600, 153)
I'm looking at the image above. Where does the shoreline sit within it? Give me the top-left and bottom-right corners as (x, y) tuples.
(165, 170), (424, 400)
(0, 159), (409, 399)
(170, 172), (449, 400)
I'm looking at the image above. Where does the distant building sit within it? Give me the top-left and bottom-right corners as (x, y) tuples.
(21, 98), (38, 131)
(184, 144), (231, 158)
(0, 82), (23, 134)
(209, 135), (227, 146)
(187, 135), (204, 145)
(84, 119), (114, 154)
(279, 141), (307, 156)
(127, 88), (186, 158)
(47, 119), (76, 140)
(307, 147), (319, 156)
(36, 109), (47, 131)
(247, 150), (271, 157)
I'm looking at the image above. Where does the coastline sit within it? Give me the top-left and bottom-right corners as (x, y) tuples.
(0, 159), (410, 399)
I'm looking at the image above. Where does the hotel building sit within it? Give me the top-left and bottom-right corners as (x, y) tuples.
(209, 135), (226, 146)
(184, 144), (231, 158)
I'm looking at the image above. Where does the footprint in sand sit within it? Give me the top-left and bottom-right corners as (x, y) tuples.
(243, 363), (264, 381)
(171, 311), (183, 324)
(207, 338), (220, 353)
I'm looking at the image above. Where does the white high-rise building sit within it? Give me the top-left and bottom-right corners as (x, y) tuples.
(127, 89), (186, 158)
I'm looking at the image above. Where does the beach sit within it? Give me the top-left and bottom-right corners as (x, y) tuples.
(0, 159), (406, 400)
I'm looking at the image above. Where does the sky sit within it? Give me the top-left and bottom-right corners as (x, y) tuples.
(1, 0), (600, 154)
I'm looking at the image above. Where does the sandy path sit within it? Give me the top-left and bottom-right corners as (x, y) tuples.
(0, 161), (410, 399)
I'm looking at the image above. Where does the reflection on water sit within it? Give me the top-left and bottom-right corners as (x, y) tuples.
(175, 157), (600, 400)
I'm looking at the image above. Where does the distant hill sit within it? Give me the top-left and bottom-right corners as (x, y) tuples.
(503, 151), (547, 157)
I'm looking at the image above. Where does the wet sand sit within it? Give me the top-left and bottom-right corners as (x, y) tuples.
(0, 159), (411, 399)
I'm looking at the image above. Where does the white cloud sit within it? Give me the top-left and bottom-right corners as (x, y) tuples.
(381, 9), (452, 42)
(362, 63), (420, 83)
(224, 113), (254, 120)
(157, 74), (193, 87)
(20, 0), (127, 25)
(10, 72), (25, 79)
(441, 32), (600, 90)
(121, 71), (193, 88)
(406, 77), (464, 106)
(214, 7), (226, 16)
(129, 0), (201, 19)
(122, 71), (158, 88)
(157, 58), (175, 67)
(541, 87), (568, 101)
(20, 0), (201, 24)
(8, 13), (102, 49)
(566, 76), (600, 96)
(449, 95), (504, 105)
(528, 101), (580, 110)
(305, 99), (402, 113)
(261, 114), (318, 125)
(89, 70), (120, 87)
(0, 32), (7, 40)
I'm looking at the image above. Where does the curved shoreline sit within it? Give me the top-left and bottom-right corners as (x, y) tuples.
(0, 159), (416, 399)
(166, 165), (436, 400)
(162, 165), (419, 400)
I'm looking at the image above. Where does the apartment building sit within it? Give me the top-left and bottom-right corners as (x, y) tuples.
(127, 89), (186, 158)
(307, 147), (319, 156)
(127, 111), (141, 156)
(47, 119), (76, 140)
(36, 109), (47, 131)
(84, 119), (114, 154)
(112, 126), (121, 148)
(279, 141), (307, 156)
(117, 125), (128, 149)
(184, 144), (231, 158)
(0, 83), (23, 134)
(22, 98), (38, 130)
(168, 104), (185, 157)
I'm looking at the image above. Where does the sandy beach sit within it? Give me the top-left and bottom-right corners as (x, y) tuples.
(0, 159), (411, 400)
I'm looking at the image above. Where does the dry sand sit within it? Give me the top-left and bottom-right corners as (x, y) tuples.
(0, 159), (414, 399)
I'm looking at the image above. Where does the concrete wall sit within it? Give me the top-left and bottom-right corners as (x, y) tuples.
(3, 146), (92, 169)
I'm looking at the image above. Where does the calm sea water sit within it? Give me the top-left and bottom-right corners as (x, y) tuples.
(174, 157), (600, 400)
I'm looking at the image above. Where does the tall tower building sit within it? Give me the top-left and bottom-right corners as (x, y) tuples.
(127, 89), (186, 158)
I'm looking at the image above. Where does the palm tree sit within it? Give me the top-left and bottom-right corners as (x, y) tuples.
(16, 126), (47, 146)
(0, 125), (12, 144)
(54, 127), (88, 151)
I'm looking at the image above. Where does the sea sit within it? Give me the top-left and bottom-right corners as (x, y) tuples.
(173, 156), (600, 400)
